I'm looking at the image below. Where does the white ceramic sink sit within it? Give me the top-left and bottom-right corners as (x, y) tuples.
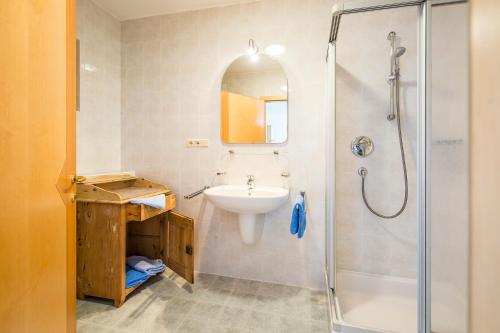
(204, 185), (289, 244)
(204, 185), (289, 214)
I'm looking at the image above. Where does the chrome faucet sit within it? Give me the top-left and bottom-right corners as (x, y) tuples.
(246, 175), (255, 189)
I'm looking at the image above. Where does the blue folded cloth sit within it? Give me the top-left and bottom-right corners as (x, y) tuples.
(126, 265), (149, 288)
(290, 194), (307, 238)
(126, 255), (166, 276)
(130, 194), (166, 209)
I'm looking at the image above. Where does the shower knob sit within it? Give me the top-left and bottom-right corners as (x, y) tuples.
(351, 136), (374, 157)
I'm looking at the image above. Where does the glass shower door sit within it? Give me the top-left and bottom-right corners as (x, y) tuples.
(333, 5), (420, 333)
(429, 2), (469, 333)
(325, 1), (469, 333)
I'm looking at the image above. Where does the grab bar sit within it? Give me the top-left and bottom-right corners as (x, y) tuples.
(184, 186), (210, 200)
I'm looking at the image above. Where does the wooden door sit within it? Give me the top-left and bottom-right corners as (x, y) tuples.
(221, 91), (266, 143)
(0, 1), (76, 332)
(470, 0), (500, 331)
(165, 212), (194, 283)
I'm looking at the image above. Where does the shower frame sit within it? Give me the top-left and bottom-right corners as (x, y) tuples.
(325, 0), (468, 332)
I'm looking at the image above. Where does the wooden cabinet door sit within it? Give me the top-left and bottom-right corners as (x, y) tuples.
(0, 0), (76, 332)
(165, 212), (194, 283)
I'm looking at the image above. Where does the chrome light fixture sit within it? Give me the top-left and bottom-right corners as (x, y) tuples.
(246, 38), (259, 56)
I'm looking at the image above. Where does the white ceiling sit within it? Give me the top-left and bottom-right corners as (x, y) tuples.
(92, 0), (263, 21)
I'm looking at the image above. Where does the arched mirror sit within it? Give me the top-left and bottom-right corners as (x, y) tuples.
(221, 54), (288, 144)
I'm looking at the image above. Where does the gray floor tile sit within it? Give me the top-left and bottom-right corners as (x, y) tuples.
(77, 322), (124, 333)
(308, 319), (330, 333)
(194, 272), (218, 289)
(175, 285), (206, 301)
(148, 298), (190, 333)
(309, 289), (328, 305)
(216, 305), (251, 329)
(115, 294), (163, 333)
(286, 293), (316, 318)
(175, 318), (213, 333)
(146, 276), (183, 299)
(310, 303), (329, 321)
(217, 328), (255, 333)
(211, 276), (237, 291)
(276, 316), (312, 333)
(165, 297), (197, 314)
(77, 297), (130, 327)
(77, 273), (329, 333)
(150, 311), (184, 333)
(77, 299), (111, 321)
(253, 294), (287, 314)
(275, 317), (330, 333)
(199, 287), (233, 305)
(226, 290), (258, 309)
(187, 301), (224, 324)
(257, 282), (302, 298)
(277, 285), (304, 298)
(233, 278), (262, 295)
(244, 311), (281, 332)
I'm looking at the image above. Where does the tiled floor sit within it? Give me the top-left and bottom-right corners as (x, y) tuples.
(77, 270), (330, 333)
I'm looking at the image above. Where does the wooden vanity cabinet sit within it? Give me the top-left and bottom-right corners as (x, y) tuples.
(76, 175), (194, 307)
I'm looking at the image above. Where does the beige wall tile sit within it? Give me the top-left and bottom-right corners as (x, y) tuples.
(121, 0), (332, 288)
(77, 0), (122, 174)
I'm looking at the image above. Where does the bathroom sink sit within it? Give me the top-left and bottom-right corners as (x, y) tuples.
(204, 185), (289, 214)
(204, 185), (289, 244)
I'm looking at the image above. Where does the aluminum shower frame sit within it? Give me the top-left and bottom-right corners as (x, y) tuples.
(325, 0), (467, 332)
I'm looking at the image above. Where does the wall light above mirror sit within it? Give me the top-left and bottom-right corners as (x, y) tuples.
(221, 40), (288, 144)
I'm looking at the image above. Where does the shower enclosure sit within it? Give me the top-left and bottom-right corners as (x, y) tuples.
(325, 1), (469, 332)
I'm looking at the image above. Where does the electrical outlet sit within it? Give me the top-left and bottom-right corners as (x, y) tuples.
(187, 139), (209, 147)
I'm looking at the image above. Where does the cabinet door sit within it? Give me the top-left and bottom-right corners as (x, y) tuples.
(166, 212), (194, 283)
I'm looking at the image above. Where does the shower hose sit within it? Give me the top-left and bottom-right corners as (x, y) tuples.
(359, 70), (408, 219)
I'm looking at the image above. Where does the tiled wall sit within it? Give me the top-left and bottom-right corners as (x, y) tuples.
(76, 0), (121, 174)
(121, 0), (332, 288)
(335, 7), (419, 278)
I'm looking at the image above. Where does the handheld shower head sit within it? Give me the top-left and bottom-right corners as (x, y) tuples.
(394, 47), (406, 58)
(387, 32), (405, 122)
(388, 31), (406, 58)
(392, 46), (406, 73)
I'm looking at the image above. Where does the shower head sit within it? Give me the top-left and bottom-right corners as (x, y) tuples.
(394, 47), (406, 58)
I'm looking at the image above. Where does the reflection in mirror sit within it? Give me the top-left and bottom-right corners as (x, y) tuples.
(221, 54), (288, 144)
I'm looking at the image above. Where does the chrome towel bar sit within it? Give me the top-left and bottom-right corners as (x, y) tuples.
(184, 186), (210, 200)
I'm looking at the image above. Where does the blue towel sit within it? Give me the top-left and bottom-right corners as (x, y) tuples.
(126, 265), (149, 288)
(290, 194), (307, 238)
(126, 255), (166, 276)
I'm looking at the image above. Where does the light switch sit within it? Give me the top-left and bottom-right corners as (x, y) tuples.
(187, 139), (209, 148)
